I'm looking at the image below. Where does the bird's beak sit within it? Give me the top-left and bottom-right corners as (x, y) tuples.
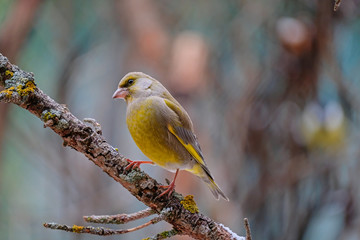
(112, 88), (129, 99)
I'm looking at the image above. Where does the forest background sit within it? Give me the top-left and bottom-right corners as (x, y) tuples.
(0, 0), (358, 239)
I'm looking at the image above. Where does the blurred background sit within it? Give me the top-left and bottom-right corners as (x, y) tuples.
(0, 0), (359, 239)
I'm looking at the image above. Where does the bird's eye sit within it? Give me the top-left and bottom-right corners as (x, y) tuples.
(128, 79), (134, 85)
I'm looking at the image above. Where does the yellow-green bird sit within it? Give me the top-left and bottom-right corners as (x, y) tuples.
(113, 72), (228, 201)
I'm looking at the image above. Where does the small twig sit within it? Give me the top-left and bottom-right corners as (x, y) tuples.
(44, 215), (164, 236)
(244, 218), (252, 240)
(146, 229), (180, 239)
(334, 0), (342, 11)
(84, 207), (156, 224)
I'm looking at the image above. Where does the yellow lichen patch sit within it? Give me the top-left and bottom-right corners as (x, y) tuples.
(42, 112), (56, 122)
(5, 70), (13, 78)
(25, 80), (36, 89)
(16, 84), (22, 92)
(0, 86), (15, 98)
(180, 195), (199, 213)
(72, 225), (84, 233)
(16, 80), (36, 96)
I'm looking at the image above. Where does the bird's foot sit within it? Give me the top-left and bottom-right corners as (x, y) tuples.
(125, 159), (154, 171)
(158, 182), (176, 198)
(157, 169), (179, 199)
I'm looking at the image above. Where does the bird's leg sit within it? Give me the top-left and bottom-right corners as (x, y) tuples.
(158, 169), (179, 198)
(125, 159), (154, 170)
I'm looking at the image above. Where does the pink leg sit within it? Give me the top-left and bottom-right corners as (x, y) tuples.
(125, 159), (154, 171)
(158, 169), (179, 198)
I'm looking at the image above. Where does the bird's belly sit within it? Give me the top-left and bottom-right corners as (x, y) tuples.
(127, 107), (185, 171)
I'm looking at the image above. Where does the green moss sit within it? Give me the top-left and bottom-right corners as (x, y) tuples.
(142, 229), (179, 240)
(57, 118), (69, 129)
(159, 231), (171, 237)
(180, 195), (199, 213)
(122, 170), (146, 183)
(41, 109), (69, 129)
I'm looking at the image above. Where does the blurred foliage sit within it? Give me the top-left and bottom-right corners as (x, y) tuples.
(1, 0), (360, 240)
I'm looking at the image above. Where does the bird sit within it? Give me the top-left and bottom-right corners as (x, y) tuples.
(113, 72), (228, 201)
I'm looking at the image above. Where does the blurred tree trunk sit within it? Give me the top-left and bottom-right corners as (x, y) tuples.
(227, 1), (339, 239)
(116, 0), (169, 76)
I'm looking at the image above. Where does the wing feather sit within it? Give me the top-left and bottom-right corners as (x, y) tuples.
(164, 99), (205, 166)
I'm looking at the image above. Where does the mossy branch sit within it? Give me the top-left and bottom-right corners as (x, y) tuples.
(0, 53), (246, 239)
(43, 215), (164, 236)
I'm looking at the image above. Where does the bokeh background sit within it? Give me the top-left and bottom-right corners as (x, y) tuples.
(0, 0), (359, 239)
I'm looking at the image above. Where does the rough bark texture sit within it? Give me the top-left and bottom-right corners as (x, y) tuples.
(0, 53), (242, 240)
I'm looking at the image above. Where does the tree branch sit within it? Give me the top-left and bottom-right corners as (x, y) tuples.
(244, 218), (252, 240)
(83, 207), (155, 224)
(44, 215), (164, 236)
(0, 53), (244, 239)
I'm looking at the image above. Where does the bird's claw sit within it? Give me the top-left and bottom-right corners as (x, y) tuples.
(125, 159), (154, 171)
(158, 183), (176, 198)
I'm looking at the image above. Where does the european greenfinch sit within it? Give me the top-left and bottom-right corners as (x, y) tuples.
(113, 72), (228, 201)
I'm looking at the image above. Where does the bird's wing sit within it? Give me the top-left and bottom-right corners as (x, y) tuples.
(163, 98), (205, 166)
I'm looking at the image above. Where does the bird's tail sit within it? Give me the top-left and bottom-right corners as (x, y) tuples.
(188, 164), (229, 201)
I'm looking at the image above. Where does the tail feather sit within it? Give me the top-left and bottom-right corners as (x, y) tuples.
(203, 176), (229, 201)
(189, 164), (229, 201)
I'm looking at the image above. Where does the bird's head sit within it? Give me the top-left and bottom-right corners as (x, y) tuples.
(113, 72), (162, 103)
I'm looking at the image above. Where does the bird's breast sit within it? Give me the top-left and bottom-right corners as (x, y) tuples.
(126, 98), (189, 170)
